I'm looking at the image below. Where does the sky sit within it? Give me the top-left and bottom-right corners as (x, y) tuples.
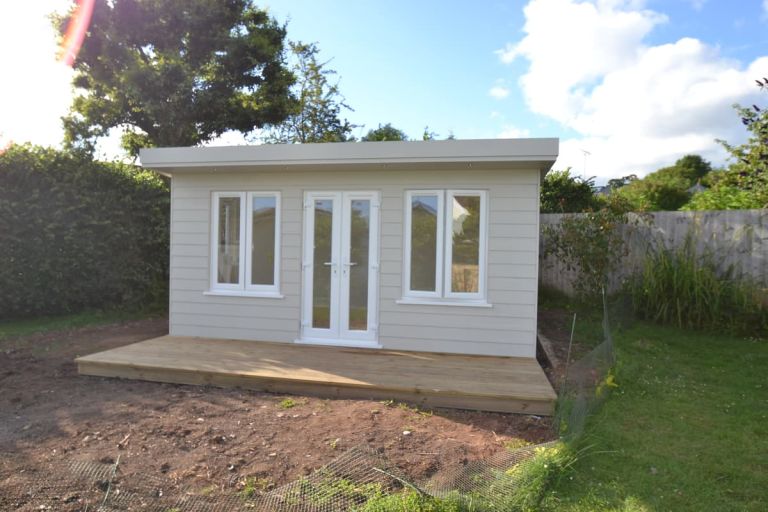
(1, 0), (767, 182)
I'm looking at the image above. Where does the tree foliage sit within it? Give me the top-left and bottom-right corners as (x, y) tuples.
(616, 155), (713, 211)
(263, 42), (355, 143)
(0, 145), (169, 317)
(61, 0), (295, 155)
(543, 195), (635, 299)
(361, 123), (408, 142)
(540, 168), (601, 213)
(685, 80), (768, 210)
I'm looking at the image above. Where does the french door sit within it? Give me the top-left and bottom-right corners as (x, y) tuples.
(300, 191), (380, 347)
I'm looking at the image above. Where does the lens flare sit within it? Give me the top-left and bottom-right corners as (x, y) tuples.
(58, 0), (95, 67)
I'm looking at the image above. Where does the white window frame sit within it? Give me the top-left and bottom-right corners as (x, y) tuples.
(444, 190), (488, 301)
(245, 191), (281, 294)
(403, 190), (444, 299)
(208, 191), (282, 298)
(401, 189), (489, 306)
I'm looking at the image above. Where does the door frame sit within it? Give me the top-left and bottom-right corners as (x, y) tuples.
(298, 190), (381, 348)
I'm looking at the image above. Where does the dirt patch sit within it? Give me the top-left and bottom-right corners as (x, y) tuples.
(537, 308), (594, 390)
(0, 317), (555, 506)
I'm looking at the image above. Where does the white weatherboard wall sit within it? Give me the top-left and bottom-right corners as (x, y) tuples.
(168, 168), (541, 358)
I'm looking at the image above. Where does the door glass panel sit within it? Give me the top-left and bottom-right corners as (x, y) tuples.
(312, 199), (333, 329)
(451, 195), (481, 293)
(217, 196), (240, 284)
(251, 195), (276, 285)
(410, 195), (438, 291)
(348, 199), (370, 331)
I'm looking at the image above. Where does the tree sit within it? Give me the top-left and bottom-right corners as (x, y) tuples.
(60, 0), (295, 156)
(361, 123), (408, 142)
(540, 168), (601, 213)
(686, 79), (768, 210)
(606, 174), (638, 191)
(263, 42), (355, 144)
(615, 155), (713, 211)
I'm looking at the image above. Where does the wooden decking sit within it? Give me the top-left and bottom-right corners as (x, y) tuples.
(76, 336), (557, 415)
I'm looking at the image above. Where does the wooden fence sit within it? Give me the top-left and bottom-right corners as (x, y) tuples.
(539, 209), (768, 296)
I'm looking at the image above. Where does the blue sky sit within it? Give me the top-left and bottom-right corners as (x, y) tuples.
(1, 0), (766, 181)
(261, 0), (768, 180)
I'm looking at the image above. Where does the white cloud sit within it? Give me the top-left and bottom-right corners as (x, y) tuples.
(489, 85), (511, 99)
(497, 125), (531, 139)
(764, 0), (768, 15)
(499, 0), (767, 180)
(689, 0), (706, 11)
(0, 1), (73, 149)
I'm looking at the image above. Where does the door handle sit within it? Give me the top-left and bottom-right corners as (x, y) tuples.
(323, 262), (334, 266)
(344, 262), (358, 267)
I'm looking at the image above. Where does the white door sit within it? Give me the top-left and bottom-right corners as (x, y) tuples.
(300, 191), (380, 347)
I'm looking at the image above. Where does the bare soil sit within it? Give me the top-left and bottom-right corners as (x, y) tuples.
(0, 317), (556, 506)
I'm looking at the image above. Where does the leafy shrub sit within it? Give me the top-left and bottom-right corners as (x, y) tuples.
(629, 238), (767, 336)
(542, 196), (636, 299)
(0, 145), (169, 317)
(614, 154), (713, 211)
(540, 169), (601, 214)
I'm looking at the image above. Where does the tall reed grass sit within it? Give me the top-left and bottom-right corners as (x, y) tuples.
(629, 239), (767, 337)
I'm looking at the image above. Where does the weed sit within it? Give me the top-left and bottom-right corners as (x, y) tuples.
(354, 490), (465, 511)
(504, 438), (533, 451)
(279, 398), (306, 409)
(198, 484), (217, 496)
(240, 476), (273, 499)
(396, 402), (434, 417)
(629, 237), (767, 336)
(283, 475), (386, 507)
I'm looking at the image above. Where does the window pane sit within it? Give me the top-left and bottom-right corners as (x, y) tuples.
(348, 199), (370, 330)
(312, 199), (333, 329)
(451, 195), (480, 293)
(251, 196), (276, 286)
(217, 196), (241, 284)
(410, 195), (438, 292)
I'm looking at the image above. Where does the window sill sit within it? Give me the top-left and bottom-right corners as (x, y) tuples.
(203, 290), (285, 299)
(395, 298), (493, 308)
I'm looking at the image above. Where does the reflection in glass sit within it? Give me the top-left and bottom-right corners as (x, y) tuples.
(251, 196), (276, 285)
(217, 196), (240, 283)
(312, 199), (333, 328)
(451, 195), (480, 293)
(348, 200), (370, 330)
(410, 195), (438, 292)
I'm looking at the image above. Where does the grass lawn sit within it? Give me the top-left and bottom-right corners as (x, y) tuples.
(0, 309), (154, 341)
(542, 322), (767, 512)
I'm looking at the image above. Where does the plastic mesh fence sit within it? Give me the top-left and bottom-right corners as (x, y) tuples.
(251, 446), (410, 512)
(0, 299), (617, 511)
(555, 293), (617, 440)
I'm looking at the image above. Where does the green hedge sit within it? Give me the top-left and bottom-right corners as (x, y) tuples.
(0, 145), (169, 317)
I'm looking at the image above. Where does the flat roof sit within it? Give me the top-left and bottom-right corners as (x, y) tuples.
(139, 138), (559, 176)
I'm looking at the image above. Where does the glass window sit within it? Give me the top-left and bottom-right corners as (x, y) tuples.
(348, 199), (371, 330)
(409, 194), (439, 292)
(450, 194), (481, 294)
(312, 199), (333, 328)
(404, 190), (486, 302)
(217, 196), (241, 284)
(211, 192), (281, 295)
(250, 195), (277, 286)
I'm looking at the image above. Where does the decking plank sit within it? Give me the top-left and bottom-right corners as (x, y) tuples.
(76, 336), (557, 414)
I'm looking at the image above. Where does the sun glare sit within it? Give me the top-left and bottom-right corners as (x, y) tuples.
(58, 0), (95, 66)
